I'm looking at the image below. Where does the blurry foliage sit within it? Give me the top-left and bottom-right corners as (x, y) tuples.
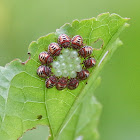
(0, 0), (139, 140)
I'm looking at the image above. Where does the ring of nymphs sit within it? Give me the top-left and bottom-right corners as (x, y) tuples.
(37, 34), (96, 90)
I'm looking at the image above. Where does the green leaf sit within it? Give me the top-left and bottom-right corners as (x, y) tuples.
(57, 77), (102, 140)
(0, 13), (129, 140)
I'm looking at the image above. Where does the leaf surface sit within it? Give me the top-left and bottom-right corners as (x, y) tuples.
(57, 77), (102, 140)
(0, 13), (129, 140)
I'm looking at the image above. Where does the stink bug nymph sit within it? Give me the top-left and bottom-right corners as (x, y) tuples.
(67, 78), (79, 90)
(71, 35), (83, 49)
(46, 75), (57, 88)
(39, 52), (53, 65)
(37, 65), (51, 78)
(37, 34), (95, 90)
(48, 43), (61, 56)
(56, 77), (67, 90)
(79, 46), (93, 58)
(58, 34), (71, 48)
(77, 70), (89, 80)
(83, 58), (96, 68)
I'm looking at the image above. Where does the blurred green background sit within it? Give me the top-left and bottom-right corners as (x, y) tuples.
(0, 0), (139, 140)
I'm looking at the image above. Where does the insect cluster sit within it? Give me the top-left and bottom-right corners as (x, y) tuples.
(37, 34), (96, 90)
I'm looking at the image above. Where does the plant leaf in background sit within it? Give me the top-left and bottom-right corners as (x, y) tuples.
(0, 13), (129, 140)
(57, 77), (102, 140)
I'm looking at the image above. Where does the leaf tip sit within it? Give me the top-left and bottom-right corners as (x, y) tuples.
(116, 38), (123, 46)
(124, 23), (130, 28)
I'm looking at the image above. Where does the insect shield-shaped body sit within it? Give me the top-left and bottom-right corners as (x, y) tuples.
(58, 34), (71, 48)
(46, 75), (57, 88)
(56, 77), (67, 90)
(79, 46), (93, 58)
(37, 65), (51, 78)
(48, 43), (61, 56)
(67, 78), (79, 90)
(71, 35), (83, 49)
(77, 70), (89, 80)
(83, 58), (96, 68)
(39, 52), (53, 65)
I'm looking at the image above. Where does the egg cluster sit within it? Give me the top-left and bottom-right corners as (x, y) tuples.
(37, 34), (96, 90)
(52, 49), (82, 78)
